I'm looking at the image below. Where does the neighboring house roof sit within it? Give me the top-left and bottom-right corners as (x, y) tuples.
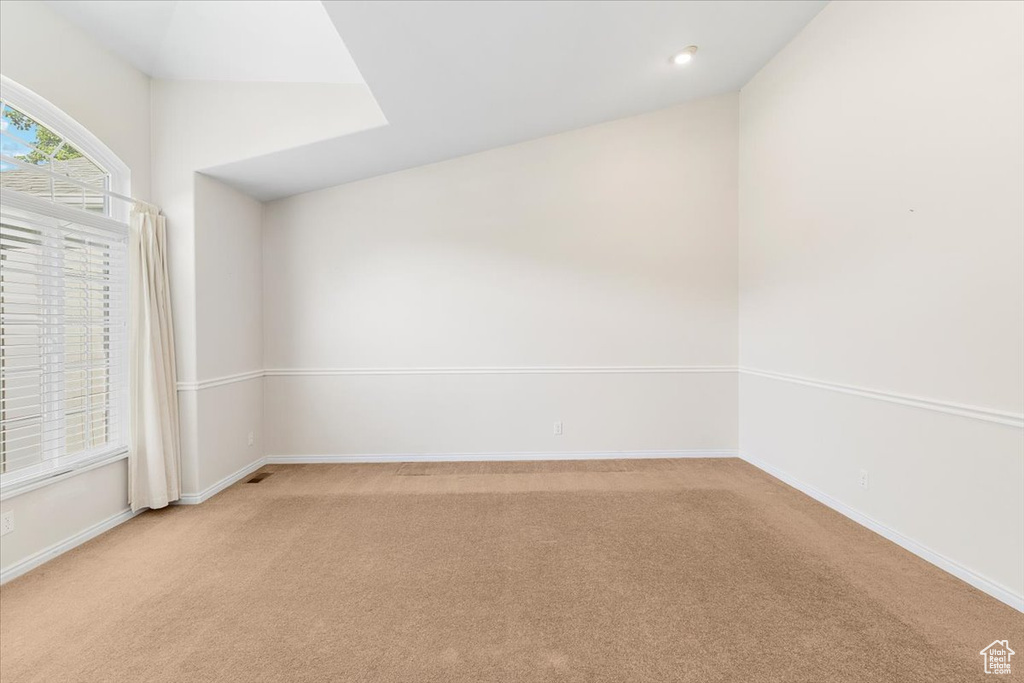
(1, 157), (107, 206)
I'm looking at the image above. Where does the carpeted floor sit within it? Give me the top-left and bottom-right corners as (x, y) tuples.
(0, 459), (1019, 682)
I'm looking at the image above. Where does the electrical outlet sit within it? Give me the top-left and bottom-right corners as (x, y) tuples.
(553, 421), (563, 436)
(247, 431), (255, 447)
(0, 511), (13, 537)
(859, 470), (869, 490)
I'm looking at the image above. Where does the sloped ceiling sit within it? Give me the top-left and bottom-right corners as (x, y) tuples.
(207, 0), (826, 199)
(44, 0), (365, 83)
(46, 0), (827, 200)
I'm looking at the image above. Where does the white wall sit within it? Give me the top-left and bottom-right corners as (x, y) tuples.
(191, 174), (264, 493)
(264, 94), (739, 458)
(152, 79), (384, 385)
(151, 80), (384, 495)
(0, 0), (151, 575)
(195, 174), (264, 380)
(739, 0), (1024, 603)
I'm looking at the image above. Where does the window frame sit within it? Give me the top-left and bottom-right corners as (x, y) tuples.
(0, 76), (131, 499)
(1, 75), (130, 204)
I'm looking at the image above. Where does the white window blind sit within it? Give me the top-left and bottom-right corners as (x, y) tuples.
(0, 194), (128, 483)
(0, 84), (131, 491)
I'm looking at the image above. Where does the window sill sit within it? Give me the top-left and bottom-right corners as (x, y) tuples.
(0, 448), (129, 502)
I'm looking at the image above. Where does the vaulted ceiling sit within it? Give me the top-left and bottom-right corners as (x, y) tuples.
(45, 0), (827, 200)
(44, 0), (365, 83)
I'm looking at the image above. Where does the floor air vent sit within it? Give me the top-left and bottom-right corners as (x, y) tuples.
(247, 472), (272, 484)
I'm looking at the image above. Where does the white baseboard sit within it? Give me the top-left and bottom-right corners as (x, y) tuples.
(0, 507), (140, 585)
(740, 453), (1024, 613)
(265, 449), (738, 464)
(0, 459), (267, 583)
(175, 458), (267, 505)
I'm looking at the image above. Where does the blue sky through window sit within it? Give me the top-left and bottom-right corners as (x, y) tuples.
(0, 102), (108, 189)
(1, 105), (47, 147)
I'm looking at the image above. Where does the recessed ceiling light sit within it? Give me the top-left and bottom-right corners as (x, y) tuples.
(671, 46), (698, 66)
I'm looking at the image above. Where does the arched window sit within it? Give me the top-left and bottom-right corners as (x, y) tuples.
(0, 76), (129, 216)
(0, 76), (130, 490)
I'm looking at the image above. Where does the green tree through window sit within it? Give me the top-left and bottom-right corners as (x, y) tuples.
(3, 107), (84, 163)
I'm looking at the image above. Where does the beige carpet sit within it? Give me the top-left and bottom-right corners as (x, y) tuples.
(0, 459), (1019, 682)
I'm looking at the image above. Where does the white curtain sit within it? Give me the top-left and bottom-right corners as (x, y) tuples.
(128, 202), (181, 511)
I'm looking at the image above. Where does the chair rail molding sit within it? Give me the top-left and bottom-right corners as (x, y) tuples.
(177, 365), (739, 391)
(264, 365), (738, 377)
(740, 368), (1023, 429)
(175, 369), (266, 392)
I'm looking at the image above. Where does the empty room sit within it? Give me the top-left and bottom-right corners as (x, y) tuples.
(0, 1), (1021, 681)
